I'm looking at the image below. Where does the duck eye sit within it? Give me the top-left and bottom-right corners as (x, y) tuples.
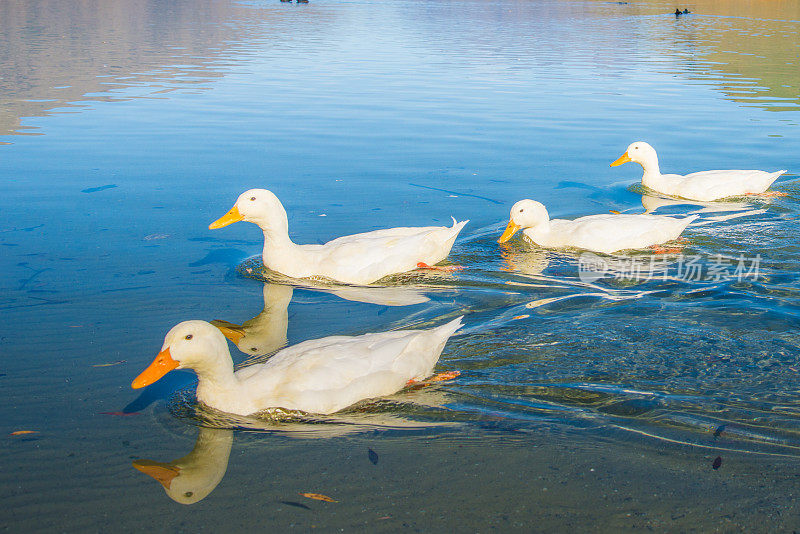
(184, 492), (193, 498)
(634, 146), (639, 150)
(185, 334), (193, 340)
(519, 209), (524, 213)
(251, 347), (257, 352)
(250, 197), (256, 201)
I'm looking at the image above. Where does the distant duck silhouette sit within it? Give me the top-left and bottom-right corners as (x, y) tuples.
(297, 0), (309, 3)
(674, 8), (682, 15)
(280, 0), (291, 2)
(683, 8), (691, 14)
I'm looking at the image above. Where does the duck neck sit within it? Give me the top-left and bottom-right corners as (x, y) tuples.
(251, 203), (303, 270)
(527, 218), (552, 241)
(639, 155), (662, 189)
(178, 428), (233, 470)
(193, 343), (239, 402)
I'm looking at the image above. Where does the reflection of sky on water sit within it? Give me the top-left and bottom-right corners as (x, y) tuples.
(0, 0), (798, 142)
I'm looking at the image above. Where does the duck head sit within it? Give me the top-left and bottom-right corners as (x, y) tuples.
(497, 199), (550, 243)
(610, 141), (659, 169)
(209, 188), (289, 233)
(132, 320), (232, 389)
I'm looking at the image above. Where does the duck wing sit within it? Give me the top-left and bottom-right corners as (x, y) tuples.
(239, 318), (462, 414)
(548, 214), (694, 253)
(671, 170), (786, 200)
(309, 220), (468, 284)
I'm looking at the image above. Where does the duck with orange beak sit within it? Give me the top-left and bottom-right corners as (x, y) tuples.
(132, 317), (463, 416)
(209, 188), (468, 285)
(610, 141), (787, 201)
(497, 199), (697, 254)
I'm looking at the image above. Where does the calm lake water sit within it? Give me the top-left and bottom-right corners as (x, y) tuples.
(2, 0), (800, 530)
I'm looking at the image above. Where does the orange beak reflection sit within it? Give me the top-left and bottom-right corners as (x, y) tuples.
(132, 348), (179, 389)
(497, 220), (521, 243)
(132, 460), (181, 489)
(209, 205), (244, 229)
(211, 321), (245, 344)
(610, 151), (632, 167)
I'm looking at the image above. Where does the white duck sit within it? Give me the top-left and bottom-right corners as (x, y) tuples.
(209, 189), (468, 285)
(611, 141), (787, 201)
(497, 199), (697, 254)
(131, 318), (463, 416)
(133, 428), (233, 505)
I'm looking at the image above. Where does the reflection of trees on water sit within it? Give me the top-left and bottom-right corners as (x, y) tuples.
(0, 0), (336, 137)
(0, 0), (245, 135)
(3, 0), (796, 140)
(669, 0), (800, 111)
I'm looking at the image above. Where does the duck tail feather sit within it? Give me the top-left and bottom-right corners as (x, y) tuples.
(437, 315), (465, 336)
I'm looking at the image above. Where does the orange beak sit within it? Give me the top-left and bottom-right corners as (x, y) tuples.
(132, 348), (179, 389)
(209, 205), (244, 229)
(497, 220), (521, 243)
(610, 151), (631, 167)
(132, 460), (181, 489)
(211, 321), (245, 344)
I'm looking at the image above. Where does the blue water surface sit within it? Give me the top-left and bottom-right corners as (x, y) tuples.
(2, 0), (800, 530)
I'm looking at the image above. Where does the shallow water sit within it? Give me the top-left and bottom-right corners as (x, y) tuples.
(2, 0), (800, 530)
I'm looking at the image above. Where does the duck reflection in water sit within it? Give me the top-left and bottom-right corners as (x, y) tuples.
(132, 381), (457, 505)
(498, 244), (550, 275)
(638, 192), (768, 228)
(211, 283), (293, 358)
(210, 282), (432, 358)
(133, 428), (232, 505)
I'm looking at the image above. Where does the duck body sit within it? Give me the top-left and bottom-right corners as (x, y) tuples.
(210, 189), (468, 285)
(498, 199), (696, 254)
(525, 212), (697, 254)
(263, 221), (467, 285)
(639, 169), (785, 202)
(611, 141), (787, 201)
(133, 318), (463, 416)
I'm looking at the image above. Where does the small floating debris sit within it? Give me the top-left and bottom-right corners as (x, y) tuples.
(712, 456), (722, 470)
(299, 492), (337, 502)
(81, 184), (117, 194)
(368, 448), (379, 465)
(92, 360), (126, 367)
(10, 430), (38, 436)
